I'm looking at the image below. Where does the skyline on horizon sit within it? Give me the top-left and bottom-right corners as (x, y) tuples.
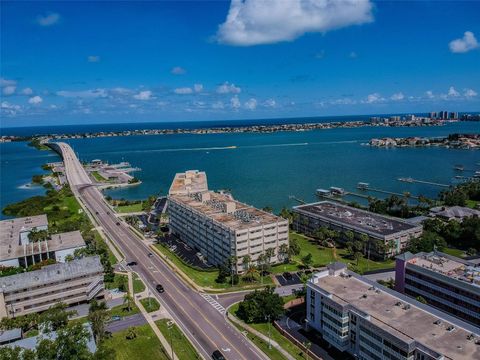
(1, 0), (480, 127)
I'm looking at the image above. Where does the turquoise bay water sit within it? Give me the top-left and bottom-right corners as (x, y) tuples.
(1, 122), (479, 219)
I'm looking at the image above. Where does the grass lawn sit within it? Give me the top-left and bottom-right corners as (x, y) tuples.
(228, 301), (305, 360)
(442, 247), (466, 258)
(140, 298), (160, 313)
(133, 273), (146, 293)
(275, 232), (395, 275)
(102, 323), (169, 360)
(91, 171), (109, 183)
(155, 319), (201, 360)
(153, 243), (273, 290)
(109, 303), (140, 318)
(115, 203), (143, 214)
(465, 199), (478, 209)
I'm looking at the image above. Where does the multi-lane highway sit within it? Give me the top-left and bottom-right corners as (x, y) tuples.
(54, 142), (267, 360)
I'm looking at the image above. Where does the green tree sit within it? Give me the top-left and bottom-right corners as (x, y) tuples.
(126, 327), (137, 340)
(279, 243), (289, 262)
(123, 293), (134, 312)
(416, 296), (428, 304)
(302, 253), (313, 269)
(40, 303), (76, 332)
(236, 287), (285, 324)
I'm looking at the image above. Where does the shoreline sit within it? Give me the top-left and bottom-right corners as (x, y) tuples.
(0, 118), (452, 143)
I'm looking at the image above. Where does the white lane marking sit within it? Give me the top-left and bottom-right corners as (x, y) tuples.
(200, 293), (226, 314)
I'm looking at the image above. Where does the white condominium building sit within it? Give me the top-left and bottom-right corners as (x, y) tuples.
(306, 263), (480, 360)
(168, 190), (289, 272)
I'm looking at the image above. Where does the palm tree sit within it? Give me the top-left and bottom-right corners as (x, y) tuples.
(242, 255), (251, 272)
(279, 244), (289, 262)
(123, 293), (134, 312)
(244, 264), (258, 283)
(126, 327), (137, 340)
(88, 308), (109, 343)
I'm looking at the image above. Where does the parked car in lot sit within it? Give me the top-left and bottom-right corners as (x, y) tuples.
(212, 350), (225, 360)
(156, 284), (165, 293)
(283, 272), (293, 280)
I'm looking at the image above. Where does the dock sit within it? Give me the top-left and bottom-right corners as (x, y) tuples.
(397, 177), (450, 188)
(289, 195), (306, 204)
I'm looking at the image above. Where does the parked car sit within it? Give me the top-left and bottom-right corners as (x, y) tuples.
(283, 272), (293, 280)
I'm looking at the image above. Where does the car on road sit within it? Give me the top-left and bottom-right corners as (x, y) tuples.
(148, 252), (153, 257)
(212, 350), (225, 360)
(127, 261), (138, 266)
(95, 211), (99, 215)
(116, 222), (120, 226)
(110, 315), (121, 322)
(156, 284), (165, 293)
(107, 211), (110, 215)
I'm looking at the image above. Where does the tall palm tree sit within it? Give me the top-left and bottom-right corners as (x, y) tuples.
(123, 293), (134, 312)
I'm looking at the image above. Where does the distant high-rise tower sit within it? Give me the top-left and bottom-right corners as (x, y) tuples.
(429, 111), (437, 119)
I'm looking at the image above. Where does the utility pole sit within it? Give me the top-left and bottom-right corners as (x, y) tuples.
(265, 314), (271, 349)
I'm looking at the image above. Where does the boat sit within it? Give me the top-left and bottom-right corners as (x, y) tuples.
(454, 165), (464, 171)
(398, 177), (414, 183)
(357, 182), (370, 190)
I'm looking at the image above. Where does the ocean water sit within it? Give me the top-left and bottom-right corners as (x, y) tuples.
(1, 121), (479, 219)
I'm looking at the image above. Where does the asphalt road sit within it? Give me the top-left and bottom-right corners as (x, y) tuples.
(106, 313), (147, 333)
(56, 142), (268, 360)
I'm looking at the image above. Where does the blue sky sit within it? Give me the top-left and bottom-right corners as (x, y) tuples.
(1, 0), (479, 127)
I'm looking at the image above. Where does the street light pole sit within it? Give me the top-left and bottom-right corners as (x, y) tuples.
(265, 314), (271, 349)
(168, 324), (174, 360)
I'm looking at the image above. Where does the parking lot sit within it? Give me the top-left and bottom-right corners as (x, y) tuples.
(275, 272), (302, 286)
(157, 234), (213, 269)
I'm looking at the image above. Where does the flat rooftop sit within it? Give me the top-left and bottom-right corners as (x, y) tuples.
(430, 206), (480, 220)
(0, 256), (103, 293)
(169, 170), (208, 195)
(1, 230), (85, 262)
(0, 215), (48, 242)
(407, 251), (480, 287)
(310, 269), (480, 360)
(294, 201), (420, 237)
(170, 191), (286, 231)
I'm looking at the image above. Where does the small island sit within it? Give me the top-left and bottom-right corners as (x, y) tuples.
(369, 133), (480, 149)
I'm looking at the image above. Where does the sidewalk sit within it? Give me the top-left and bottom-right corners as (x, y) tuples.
(127, 272), (179, 360)
(225, 309), (296, 360)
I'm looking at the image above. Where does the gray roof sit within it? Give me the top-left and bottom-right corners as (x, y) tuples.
(0, 256), (103, 293)
(0, 328), (22, 344)
(294, 201), (421, 238)
(3, 324), (96, 353)
(430, 206), (480, 220)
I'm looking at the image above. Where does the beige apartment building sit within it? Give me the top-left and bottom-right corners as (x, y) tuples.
(0, 256), (104, 318)
(168, 171), (289, 272)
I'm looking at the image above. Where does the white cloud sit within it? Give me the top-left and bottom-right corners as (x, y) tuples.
(212, 101), (225, 109)
(2, 86), (16, 96)
(28, 96), (43, 105)
(464, 88), (478, 98)
(244, 98), (257, 110)
(449, 31), (479, 53)
(36, 12), (61, 26)
(263, 99), (276, 107)
(230, 95), (241, 109)
(57, 89), (107, 98)
(216, 0), (373, 46)
(425, 90), (435, 99)
(364, 93), (384, 104)
(0, 78), (16, 87)
(1, 101), (22, 116)
(448, 86), (460, 97)
(174, 87), (193, 94)
(171, 66), (186, 75)
(133, 90), (153, 100)
(111, 87), (133, 95)
(390, 92), (404, 101)
(194, 84), (204, 93)
(217, 82), (241, 94)
(88, 55), (100, 63)
(21, 88), (33, 95)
